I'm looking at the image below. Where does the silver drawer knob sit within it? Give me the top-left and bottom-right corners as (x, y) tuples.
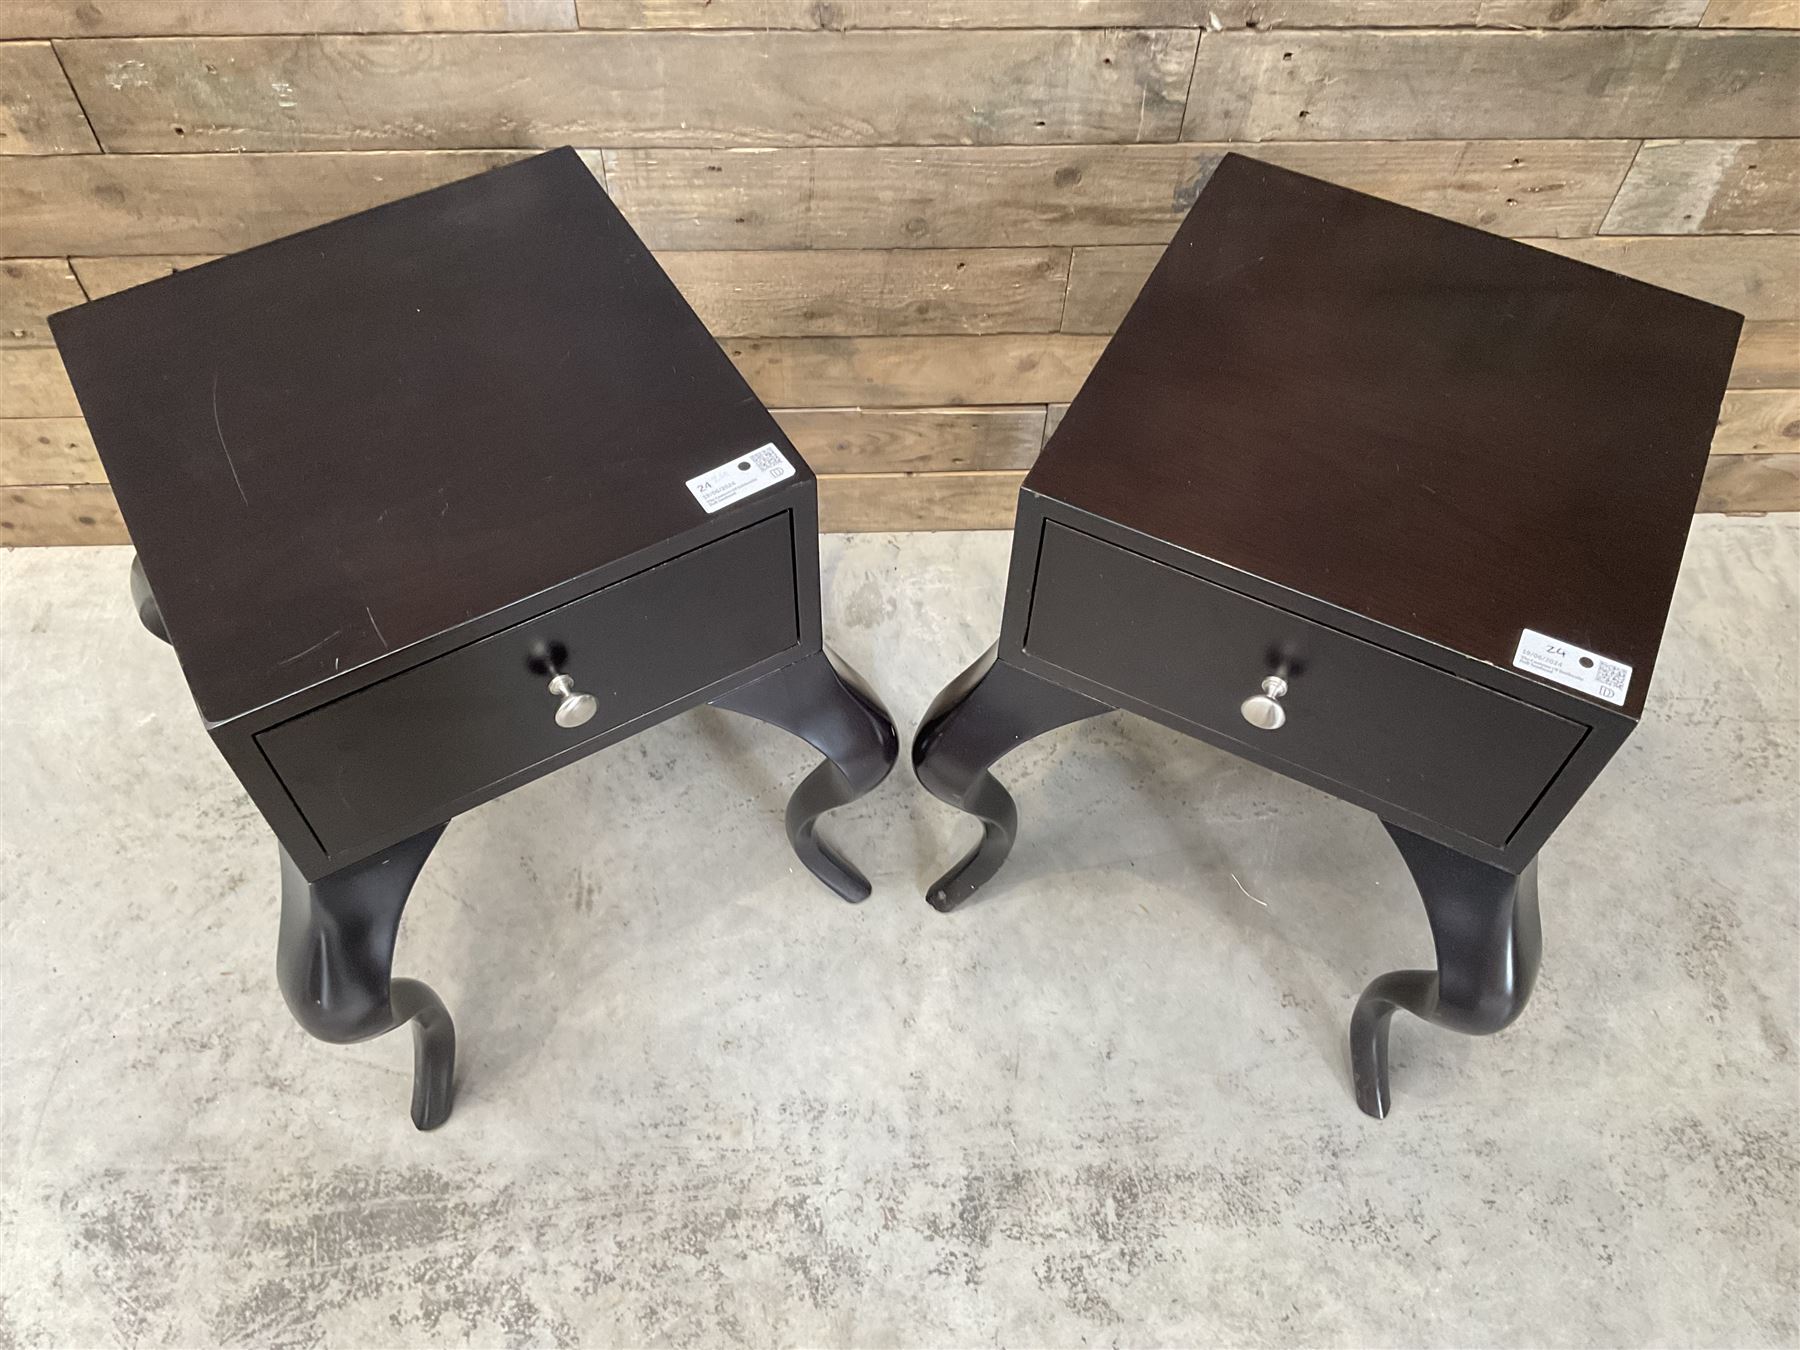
(1240, 675), (1289, 731)
(547, 673), (597, 729)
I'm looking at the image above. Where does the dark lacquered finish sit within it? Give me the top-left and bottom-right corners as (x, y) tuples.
(63, 150), (897, 1129)
(913, 154), (1740, 1117)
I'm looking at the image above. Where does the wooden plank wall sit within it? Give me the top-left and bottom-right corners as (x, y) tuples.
(1, 0), (1795, 542)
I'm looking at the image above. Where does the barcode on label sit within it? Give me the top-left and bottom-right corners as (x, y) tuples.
(1512, 628), (1632, 706)
(685, 443), (796, 513)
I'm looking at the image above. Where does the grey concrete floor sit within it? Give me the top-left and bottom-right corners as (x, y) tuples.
(1, 520), (1795, 1348)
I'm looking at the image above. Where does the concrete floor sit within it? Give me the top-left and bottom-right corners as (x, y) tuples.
(0, 520), (1795, 1348)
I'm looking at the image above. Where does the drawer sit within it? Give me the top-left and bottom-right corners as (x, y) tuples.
(1023, 522), (1585, 847)
(260, 513), (800, 858)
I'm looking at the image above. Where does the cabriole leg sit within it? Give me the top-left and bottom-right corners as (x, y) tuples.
(911, 643), (1113, 913)
(712, 646), (899, 903)
(1350, 822), (1541, 1119)
(277, 824), (456, 1130)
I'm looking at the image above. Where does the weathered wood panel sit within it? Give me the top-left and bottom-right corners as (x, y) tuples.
(1184, 31), (1800, 141)
(576, 0), (1717, 28)
(0, 1), (578, 37)
(1713, 390), (1800, 454)
(1064, 236), (1800, 334)
(62, 248), (1069, 335)
(661, 250), (1069, 336)
(1702, 0), (1800, 24)
(577, 0), (1202, 24)
(0, 151), (530, 255)
(817, 471), (1026, 532)
(59, 29), (1197, 153)
(771, 407), (1045, 473)
(1732, 322), (1800, 388)
(1604, 139), (1800, 233)
(0, 349), (79, 418)
(604, 140), (1639, 250)
(1, 260), (85, 347)
(0, 42), (101, 155)
(1537, 236), (1799, 319)
(1697, 453), (1800, 511)
(0, 485), (129, 544)
(0, 418), (101, 484)
(724, 336), (1107, 407)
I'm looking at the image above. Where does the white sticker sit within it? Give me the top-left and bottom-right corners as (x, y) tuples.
(685, 443), (795, 513)
(1512, 628), (1632, 706)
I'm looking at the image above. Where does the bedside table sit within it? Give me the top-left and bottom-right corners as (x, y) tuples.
(913, 155), (1740, 1118)
(51, 149), (898, 1130)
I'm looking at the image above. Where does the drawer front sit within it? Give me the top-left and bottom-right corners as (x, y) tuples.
(261, 513), (799, 857)
(1023, 522), (1584, 847)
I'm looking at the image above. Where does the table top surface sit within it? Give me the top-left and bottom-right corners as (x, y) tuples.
(1027, 154), (1741, 718)
(51, 148), (802, 723)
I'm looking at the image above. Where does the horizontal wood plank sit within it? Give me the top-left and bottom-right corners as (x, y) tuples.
(1713, 389), (1800, 453)
(0, 1), (577, 37)
(1536, 235), (1799, 319)
(1701, 0), (1800, 24)
(1732, 322), (1800, 388)
(772, 406), (1045, 473)
(0, 151), (530, 255)
(1, 259), (85, 346)
(1604, 139), (1800, 233)
(0, 348), (79, 418)
(1064, 237), (1800, 336)
(817, 471), (1025, 532)
(724, 335), (1107, 407)
(1, 42), (101, 155)
(1697, 452), (1800, 511)
(604, 140), (1638, 250)
(0, 485), (128, 544)
(0, 418), (101, 484)
(576, 0), (1716, 27)
(58, 29), (1197, 152)
(1184, 31), (1800, 141)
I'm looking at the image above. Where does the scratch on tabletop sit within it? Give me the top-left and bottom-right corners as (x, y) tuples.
(210, 370), (249, 506)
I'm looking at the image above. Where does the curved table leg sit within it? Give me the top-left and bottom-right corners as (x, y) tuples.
(129, 554), (169, 644)
(1350, 822), (1541, 1119)
(911, 643), (1113, 913)
(711, 646), (899, 903)
(278, 824), (456, 1130)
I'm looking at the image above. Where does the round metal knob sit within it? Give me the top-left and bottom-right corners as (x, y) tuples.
(1239, 674), (1289, 731)
(548, 673), (597, 729)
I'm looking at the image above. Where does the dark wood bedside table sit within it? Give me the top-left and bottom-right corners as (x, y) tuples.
(51, 149), (898, 1130)
(913, 154), (1740, 1118)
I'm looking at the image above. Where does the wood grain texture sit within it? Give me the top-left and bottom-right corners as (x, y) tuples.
(1697, 453), (1800, 510)
(0, 42), (102, 155)
(62, 248), (1069, 334)
(0, 1), (578, 37)
(1702, 0), (1800, 24)
(661, 249), (1069, 336)
(0, 151), (529, 255)
(57, 28), (1197, 152)
(1604, 139), (1800, 232)
(604, 140), (1638, 250)
(1183, 31), (1800, 141)
(1, 259), (85, 346)
(0, 348), (79, 418)
(724, 335), (1107, 407)
(0, 485), (128, 543)
(1713, 390), (1800, 453)
(0, 418), (101, 484)
(816, 471), (1025, 532)
(771, 407), (1045, 473)
(1536, 235), (1798, 319)
(1065, 236), (1800, 332)
(576, 0), (1717, 27)
(1732, 322), (1800, 388)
